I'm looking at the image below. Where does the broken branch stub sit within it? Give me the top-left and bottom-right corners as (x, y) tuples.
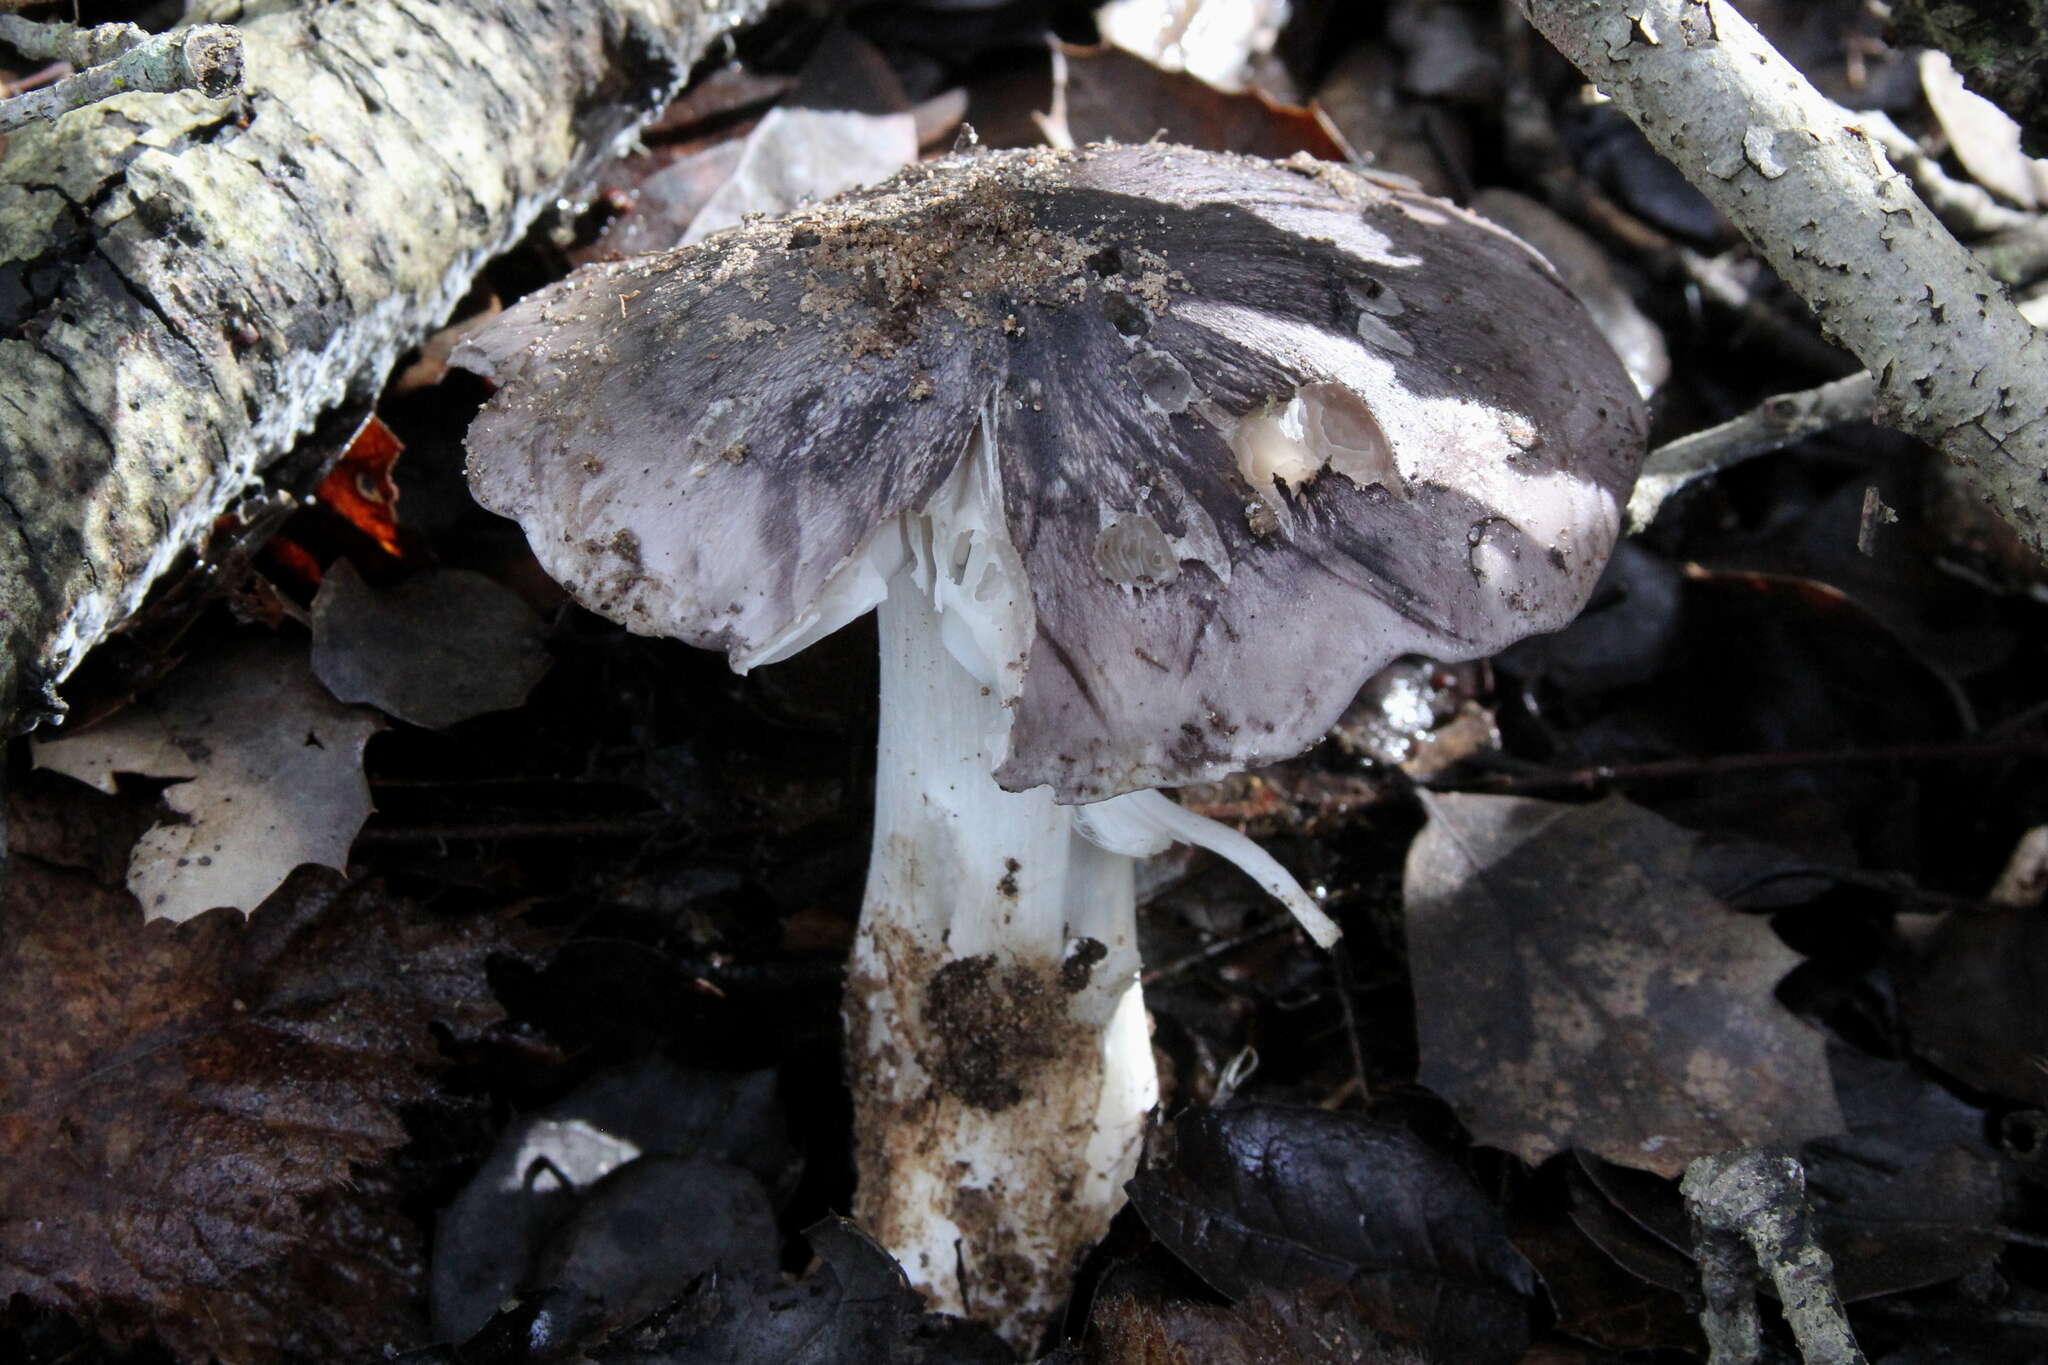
(460, 143), (1647, 802)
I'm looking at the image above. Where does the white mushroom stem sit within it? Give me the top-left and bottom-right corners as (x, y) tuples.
(845, 480), (1337, 1340)
(847, 571), (1158, 1336)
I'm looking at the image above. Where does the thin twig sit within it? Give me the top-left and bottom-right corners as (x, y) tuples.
(1427, 737), (2048, 795)
(1329, 942), (1374, 1102)
(0, 23), (242, 133)
(1140, 914), (1294, 986)
(0, 14), (149, 69)
(1628, 371), (1877, 530)
(352, 813), (675, 844)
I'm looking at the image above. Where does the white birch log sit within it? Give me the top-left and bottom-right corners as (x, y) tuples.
(0, 0), (773, 729)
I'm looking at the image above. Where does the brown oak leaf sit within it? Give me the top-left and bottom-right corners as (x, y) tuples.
(0, 778), (533, 1363)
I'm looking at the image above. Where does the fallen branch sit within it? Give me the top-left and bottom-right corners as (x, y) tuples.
(1519, 0), (2048, 565)
(0, 0), (775, 731)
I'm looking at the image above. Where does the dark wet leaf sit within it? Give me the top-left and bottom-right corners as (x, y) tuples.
(432, 1060), (795, 1341)
(1494, 542), (1684, 696)
(1560, 101), (1726, 243)
(396, 1286), (608, 1365)
(1564, 1155), (1696, 1299)
(311, 560), (552, 729)
(1493, 562), (1978, 866)
(589, 1217), (1012, 1365)
(1125, 1104), (1538, 1365)
(1089, 1284), (1431, 1364)
(1901, 903), (2048, 1108)
(1404, 793), (1843, 1175)
(1057, 43), (1351, 161)
(532, 1157), (781, 1336)
(1511, 1212), (1703, 1355)
(0, 780), (534, 1364)
(1568, 1044), (2008, 1313)
(1804, 1046), (2006, 1299)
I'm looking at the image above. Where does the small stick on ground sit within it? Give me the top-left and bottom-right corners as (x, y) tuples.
(1682, 1150), (1867, 1365)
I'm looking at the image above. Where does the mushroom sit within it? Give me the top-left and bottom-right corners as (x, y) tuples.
(456, 143), (1646, 1337)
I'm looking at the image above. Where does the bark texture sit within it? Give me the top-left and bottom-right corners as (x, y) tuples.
(0, 0), (771, 730)
(1520, 0), (2048, 564)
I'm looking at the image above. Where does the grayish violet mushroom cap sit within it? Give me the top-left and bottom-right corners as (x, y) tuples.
(459, 143), (1647, 803)
(458, 142), (1646, 1335)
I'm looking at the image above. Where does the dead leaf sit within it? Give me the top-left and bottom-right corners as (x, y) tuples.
(431, 1060), (794, 1341)
(1804, 1047), (2005, 1299)
(312, 412), (407, 561)
(312, 560), (552, 729)
(1092, 1285), (1431, 1364)
(1901, 903), (2048, 1108)
(590, 139), (749, 260)
(0, 783), (532, 1363)
(1510, 1211), (1704, 1356)
(583, 1217), (1011, 1364)
(1094, 0), (1290, 94)
(1124, 1104), (1538, 1365)
(1057, 43), (1351, 162)
(1920, 49), (2045, 209)
(34, 639), (381, 922)
(1403, 793), (1844, 1175)
(681, 27), (919, 247)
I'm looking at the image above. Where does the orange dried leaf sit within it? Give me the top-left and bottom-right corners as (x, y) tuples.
(315, 413), (405, 559)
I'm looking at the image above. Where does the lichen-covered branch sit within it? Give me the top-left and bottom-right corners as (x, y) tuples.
(0, 0), (774, 730)
(0, 23), (243, 133)
(1682, 1151), (1867, 1365)
(1519, 0), (2048, 565)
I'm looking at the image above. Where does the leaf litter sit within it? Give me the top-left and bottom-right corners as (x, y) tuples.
(12, 3), (2048, 1361)
(431, 1059), (796, 1341)
(0, 776), (539, 1363)
(1125, 1103), (1539, 1365)
(1403, 792), (1844, 1174)
(33, 638), (382, 923)
(311, 559), (552, 730)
